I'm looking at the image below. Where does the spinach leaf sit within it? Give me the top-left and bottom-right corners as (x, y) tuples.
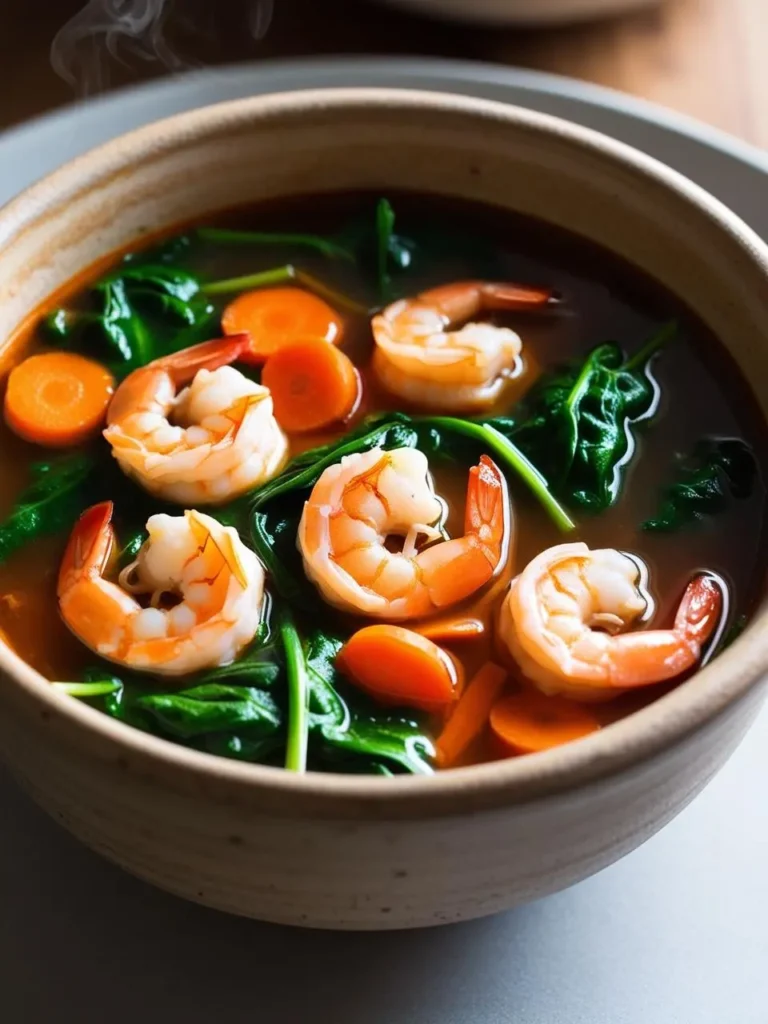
(375, 198), (415, 302)
(333, 198), (415, 303)
(323, 716), (435, 775)
(46, 263), (217, 374)
(303, 630), (435, 775)
(508, 323), (675, 510)
(0, 453), (97, 564)
(135, 684), (281, 740)
(643, 438), (757, 532)
(62, 626), (433, 775)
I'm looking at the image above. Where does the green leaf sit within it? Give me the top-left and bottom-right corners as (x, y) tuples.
(324, 716), (435, 775)
(375, 198), (415, 302)
(135, 684), (281, 740)
(643, 438), (757, 532)
(46, 262), (216, 374)
(0, 453), (97, 564)
(507, 324), (674, 510)
(303, 629), (434, 775)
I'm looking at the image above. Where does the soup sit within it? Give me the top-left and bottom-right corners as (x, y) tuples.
(0, 192), (764, 775)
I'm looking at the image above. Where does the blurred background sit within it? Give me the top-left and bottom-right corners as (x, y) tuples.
(4, 0), (767, 145)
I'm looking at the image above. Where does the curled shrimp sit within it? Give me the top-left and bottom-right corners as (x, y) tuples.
(58, 501), (265, 676)
(498, 542), (723, 701)
(298, 446), (509, 619)
(103, 335), (289, 505)
(371, 280), (554, 411)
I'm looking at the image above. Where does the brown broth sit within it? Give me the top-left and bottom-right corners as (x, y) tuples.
(0, 191), (766, 767)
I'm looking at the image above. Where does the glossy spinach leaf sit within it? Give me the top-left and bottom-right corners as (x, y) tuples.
(643, 437), (757, 532)
(303, 630), (435, 775)
(375, 198), (415, 301)
(335, 198), (415, 303)
(508, 324), (675, 510)
(0, 453), (98, 564)
(46, 263), (217, 374)
(135, 684), (281, 740)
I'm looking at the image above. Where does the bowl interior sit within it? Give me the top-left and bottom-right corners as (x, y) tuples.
(0, 87), (767, 812)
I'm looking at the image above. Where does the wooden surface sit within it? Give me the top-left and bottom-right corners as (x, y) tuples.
(2, 0), (767, 145)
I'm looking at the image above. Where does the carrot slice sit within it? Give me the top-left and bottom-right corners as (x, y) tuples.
(436, 661), (508, 768)
(336, 624), (461, 712)
(414, 618), (485, 642)
(4, 352), (115, 448)
(221, 286), (343, 361)
(262, 338), (360, 433)
(490, 690), (601, 756)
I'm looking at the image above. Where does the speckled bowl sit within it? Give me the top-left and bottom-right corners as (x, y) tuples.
(0, 89), (766, 930)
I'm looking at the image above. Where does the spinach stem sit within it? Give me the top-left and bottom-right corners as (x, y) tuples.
(53, 680), (122, 698)
(196, 228), (354, 262)
(421, 417), (577, 533)
(281, 615), (309, 773)
(202, 263), (368, 315)
(202, 264), (293, 295)
(624, 319), (678, 372)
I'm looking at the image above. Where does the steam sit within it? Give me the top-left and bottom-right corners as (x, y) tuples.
(51, 0), (275, 96)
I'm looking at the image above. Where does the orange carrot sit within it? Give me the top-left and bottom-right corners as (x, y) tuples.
(336, 624), (461, 712)
(490, 690), (601, 756)
(4, 352), (115, 448)
(262, 338), (360, 433)
(221, 286), (343, 361)
(414, 618), (485, 643)
(436, 661), (508, 768)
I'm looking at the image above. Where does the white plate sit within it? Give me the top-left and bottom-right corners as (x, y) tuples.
(1, 58), (766, 1024)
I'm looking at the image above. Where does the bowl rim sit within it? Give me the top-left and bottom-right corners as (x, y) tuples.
(1, 86), (767, 818)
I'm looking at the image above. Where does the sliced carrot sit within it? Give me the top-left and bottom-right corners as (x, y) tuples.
(336, 624), (461, 712)
(262, 338), (360, 434)
(414, 618), (485, 643)
(4, 352), (115, 448)
(221, 286), (343, 361)
(436, 661), (508, 768)
(490, 690), (601, 756)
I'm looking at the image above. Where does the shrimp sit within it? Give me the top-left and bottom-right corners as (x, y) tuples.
(58, 501), (265, 676)
(103, 335), (289, 505)
(371, 280), (554, 411)
(298, 446), (509, 619)
(497, 542), (722, 701)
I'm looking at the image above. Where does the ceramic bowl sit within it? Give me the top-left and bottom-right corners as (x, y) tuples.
(0, 88), (766, 930)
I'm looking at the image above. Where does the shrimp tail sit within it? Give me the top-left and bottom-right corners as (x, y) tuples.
(478, 282), (558, 311)
(58, 501), (114, 597)
(419, 456), (509, 609)
(465, 455), (508, 565)
(152, 333), (254, 385)
(675, 574), (723, 645)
